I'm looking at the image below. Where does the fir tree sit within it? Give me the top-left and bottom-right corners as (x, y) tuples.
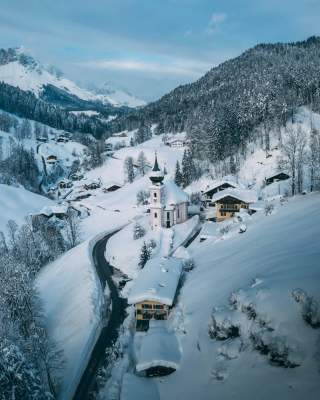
(138, 241), (151, 269)
(174, 160), (183, 187)
(124, 156), (135, 183)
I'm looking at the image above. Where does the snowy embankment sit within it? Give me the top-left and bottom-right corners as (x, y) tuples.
(0, 183), (54, 233)
(105, 215), (199, 279)
(36, 229), (120, 400)
(158, 193), (320, 400)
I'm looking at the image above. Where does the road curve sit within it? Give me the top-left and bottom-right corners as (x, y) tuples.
(73, 231), (127, 400)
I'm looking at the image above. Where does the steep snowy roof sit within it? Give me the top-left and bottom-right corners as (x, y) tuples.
(37, 204), (68, 217)
(128, 257), (182, 306)
(136, 320), (181, 372)
(211, 188), (258, 204)
(203, 179), (238, 194)
(120, 373), (160, 400)
(163, 180), (189, 206)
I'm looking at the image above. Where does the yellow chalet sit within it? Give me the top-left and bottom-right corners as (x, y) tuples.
(128, 257), (182, 331)
(211, 188), (257, 222)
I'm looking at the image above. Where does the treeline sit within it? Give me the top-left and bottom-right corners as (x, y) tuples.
(0, 210), (81, 399)
(0, 82), (111, 138)
(109, 36), (320, 163)
(0, 143), (40, 191)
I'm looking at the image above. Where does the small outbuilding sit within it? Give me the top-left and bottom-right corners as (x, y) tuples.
(128, 257), (182, 331)
(265, 172), (290, 186)
(102, 182), (122, 192)
(58, 179), (73, 189)
(70, 172), (84, 181)
(84, 180), (101, 190)
(135, 320), (181, 377)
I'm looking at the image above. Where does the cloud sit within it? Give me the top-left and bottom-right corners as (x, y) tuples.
(76, 57), (212, 77)
(206, 12), (227, 35)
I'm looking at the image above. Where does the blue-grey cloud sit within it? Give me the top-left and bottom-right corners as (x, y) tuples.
(0, 0), (319, 101)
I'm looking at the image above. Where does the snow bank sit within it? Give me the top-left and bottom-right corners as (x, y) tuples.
(135, 321), (181, 373)
(36, 228), (123, 400)
(120, 373), (160, 400)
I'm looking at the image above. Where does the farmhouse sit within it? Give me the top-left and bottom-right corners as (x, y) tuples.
(265, 172), (290, 185)
(211, 189), (257, 222)
(149, 155), (189, 229)
(84, 180), (101, 190)
(128, 257), (182, 331)
(202, 180), (237, 202)
(102, 182), (122, 192)
(135, 320), (181, 377)
(70, 172), (84, 181)
(58, 179), (73, 189)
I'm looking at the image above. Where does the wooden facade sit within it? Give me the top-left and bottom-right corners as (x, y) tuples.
(216, 196), (249, 221)
(135, 300), (170, 331)
(265, 172), (290, 185)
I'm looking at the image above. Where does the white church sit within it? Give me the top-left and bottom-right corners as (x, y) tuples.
(149, 155), (189, 229)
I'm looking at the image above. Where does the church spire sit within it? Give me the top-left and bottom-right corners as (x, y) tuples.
(152, 152), (160, 172)
(149, 152), (164, 185)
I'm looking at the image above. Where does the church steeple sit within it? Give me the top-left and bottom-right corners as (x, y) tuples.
(149, 152), (164, 184)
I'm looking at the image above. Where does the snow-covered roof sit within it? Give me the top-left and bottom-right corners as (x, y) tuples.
(203, 179), (238, 194)
(128, 257), (182, 306)
(37, 204), (68, 217)
(211, 188), (258, 204)
(163, 180), (189, 206)
(120, 373), (160, 400)
(105, 180), (122, 188)
(136, 320), (181, 372)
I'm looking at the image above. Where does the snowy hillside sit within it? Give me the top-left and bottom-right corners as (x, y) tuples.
(158, 193), (320, 400)
(0, 183), (54, 233)
(0, 47), (144, 108)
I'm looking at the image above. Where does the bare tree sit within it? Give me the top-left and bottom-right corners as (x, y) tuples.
(282, 126), (307, 195)
(65, 209), (81, 248)
(136, 151), (148, 176)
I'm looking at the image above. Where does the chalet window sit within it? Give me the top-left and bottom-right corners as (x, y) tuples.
(154, 212), (158, 218)
(142, 304), (152, 309)
(153, 304), (164, 309)
(136, 309), (142, 315)
(167, 212), (170, 220)
(177, 207), (180, 218)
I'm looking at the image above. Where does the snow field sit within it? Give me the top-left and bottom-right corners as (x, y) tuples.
(158, 193), (320, 400)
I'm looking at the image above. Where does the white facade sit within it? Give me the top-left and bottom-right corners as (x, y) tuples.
(149, 181), (189, 229)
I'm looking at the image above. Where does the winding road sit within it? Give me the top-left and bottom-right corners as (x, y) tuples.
(73, 231), (127, 400)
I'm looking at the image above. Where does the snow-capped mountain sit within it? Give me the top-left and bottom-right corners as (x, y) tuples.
(0, 47), (145, 109)
(89, 81), (146, 108)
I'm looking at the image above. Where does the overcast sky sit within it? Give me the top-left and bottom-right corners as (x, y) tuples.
(0, 0), (320, 101)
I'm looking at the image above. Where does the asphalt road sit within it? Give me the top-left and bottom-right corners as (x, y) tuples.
(73, 231), (127, 400)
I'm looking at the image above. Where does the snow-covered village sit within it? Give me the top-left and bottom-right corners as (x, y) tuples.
(0, 2), (320, 400)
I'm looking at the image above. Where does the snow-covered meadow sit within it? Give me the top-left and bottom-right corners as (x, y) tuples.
(157, 193), (320, 400)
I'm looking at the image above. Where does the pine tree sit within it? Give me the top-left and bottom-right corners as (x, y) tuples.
(138, 241), (151, 269)
(181, 149), (197, 187)
(174, 160), (183, 187)
(124, 156), (135, 183)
